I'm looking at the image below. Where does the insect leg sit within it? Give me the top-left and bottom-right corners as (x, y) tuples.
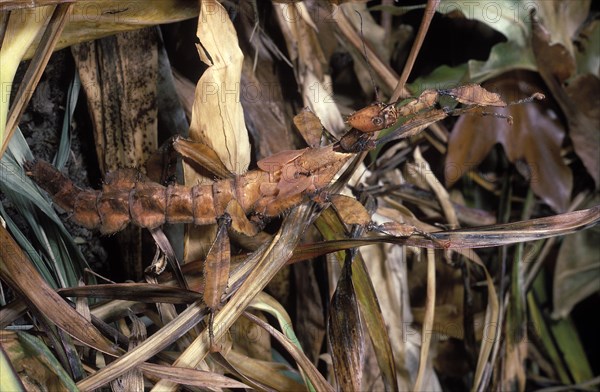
(203, 213), (232, 352)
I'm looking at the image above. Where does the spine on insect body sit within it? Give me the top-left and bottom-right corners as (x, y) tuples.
(25, 160), (250, 234)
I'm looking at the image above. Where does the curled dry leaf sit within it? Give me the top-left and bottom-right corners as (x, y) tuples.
(446, 73), (572, 212)
(185, 0), (250, 261)
(188, 0), (250, 173)
(328, 261), (364, 391)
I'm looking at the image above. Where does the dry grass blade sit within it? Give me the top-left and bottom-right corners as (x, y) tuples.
(315, 208), (398, 392)
(76, 300), (206, 391)
(0, 226), (117, 356)
(244, 311), (334, 392)
(20, 1), (199, 60)
(138, 363), (250, 389)
(57, 283), (202, 304)
(433, 206), (600, 248)
(1, 3), (72, 158)
(413, 146), (459, 229)
(290, 206), (600, 262)
(413, 248), (436, 391)
(248, 292), (314, 389)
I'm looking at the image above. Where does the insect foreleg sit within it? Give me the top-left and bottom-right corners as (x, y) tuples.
(202, 213), (232, 352)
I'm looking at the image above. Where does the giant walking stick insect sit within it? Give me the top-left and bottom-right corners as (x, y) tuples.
(25, 84), (538, 345)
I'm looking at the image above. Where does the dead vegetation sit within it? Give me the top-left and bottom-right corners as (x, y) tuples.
(0, 1), (598, 391)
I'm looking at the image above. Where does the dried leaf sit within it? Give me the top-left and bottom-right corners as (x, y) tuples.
(72, 27), (158, 172)
(0, 226), (118, 356)
(1, 331), (79, 391)
(328, 260), (364, 391)
(138, 363), (249, 389)
(185, 0), (250, 261)
(21, 1), (199, 60)
(188, 0), (249, 172)
(535, 0), (591, 59)
(293, 108), (324, 148)
(531, 12), (599, 188)
(236, 8), (297, 159)
(564, 74), (600, 187)
(446, 74), (572, 212)
(330, 194), (371, 226)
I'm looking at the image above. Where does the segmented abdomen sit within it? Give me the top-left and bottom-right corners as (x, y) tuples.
(26, 160), (227, 234)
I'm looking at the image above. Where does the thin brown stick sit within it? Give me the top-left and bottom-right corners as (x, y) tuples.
(334, 6), (399, 95)
(390, 0), (440, 103)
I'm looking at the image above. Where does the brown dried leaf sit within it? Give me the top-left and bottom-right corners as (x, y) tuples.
(564, 74), (600, 187)
(535, 0), (591, 59)
(235, 8), (297, 159)
(328, 260), (364, 391)
(293, 108), (324, 148)
(446, 74), (572, 212)
(330, 194), (371, 226)
(139, 363), (249, 389)
(71, 27), (158, 173)
(0, 227), (118, 356)
(531, 11), (599, 187)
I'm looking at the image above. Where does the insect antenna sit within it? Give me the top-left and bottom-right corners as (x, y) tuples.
(355, 10), (380, 103)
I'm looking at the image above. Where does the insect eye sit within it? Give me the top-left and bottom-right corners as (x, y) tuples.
(372, 116), (384, 126)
